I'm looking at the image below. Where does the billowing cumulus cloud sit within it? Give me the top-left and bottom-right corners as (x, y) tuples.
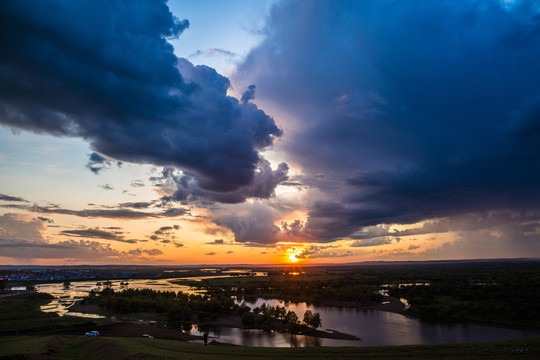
(0, 213), (46, 243)
(216, 203), (281, 244)
(0, 0), (284, 203)
(234, 0), (540, 247)
(167, 155), (288, 204)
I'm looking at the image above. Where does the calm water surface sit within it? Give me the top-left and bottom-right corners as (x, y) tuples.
(190, 297), (538, 347)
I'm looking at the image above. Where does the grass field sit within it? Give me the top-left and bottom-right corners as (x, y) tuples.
(1, 335), (539, 360)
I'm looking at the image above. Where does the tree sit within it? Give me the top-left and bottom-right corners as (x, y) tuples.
(303, 309), (313, 325)
(285, 310), (299, 334)
(310, 312), (322, 330)
(303, 309), (322, 330)
(241, 312), (256, 327)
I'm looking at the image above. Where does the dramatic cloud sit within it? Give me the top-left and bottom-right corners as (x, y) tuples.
(0, 0), (284, 204)
(234, 0), (540, 244)
(60, 227), (140, 244)
(350, 212), (540, 241)
(0, 194), (28, 202)
(216, 203), (281, 244)
(2, 204), (188, 219)
(167, 158), (288, 204)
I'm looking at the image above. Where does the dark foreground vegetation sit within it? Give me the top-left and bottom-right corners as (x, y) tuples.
(0, 293), (93, 336)
(198, 259), (540, 330)
(1, 335), (539, 360)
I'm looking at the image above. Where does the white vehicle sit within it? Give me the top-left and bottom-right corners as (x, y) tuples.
(85, 331), (100, 336)
(142, 334), (153, 339)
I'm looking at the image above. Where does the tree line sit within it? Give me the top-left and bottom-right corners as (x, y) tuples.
(82, 288), (322, 333)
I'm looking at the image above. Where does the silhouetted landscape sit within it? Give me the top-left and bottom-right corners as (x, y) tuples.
(1, 259), (539, 359)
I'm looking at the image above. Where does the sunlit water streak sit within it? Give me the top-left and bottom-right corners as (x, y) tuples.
(35, 277), (221, 317)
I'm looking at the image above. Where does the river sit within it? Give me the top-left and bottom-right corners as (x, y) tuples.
(28, 278), (539, 347)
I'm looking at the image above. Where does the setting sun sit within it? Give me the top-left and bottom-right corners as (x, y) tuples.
(288, 252), (299, 263)
(285, 247), (303, 263)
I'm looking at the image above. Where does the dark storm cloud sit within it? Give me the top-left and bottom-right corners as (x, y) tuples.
(235, 0), (540, 242)
(169, 159), (288, 204)
(349, 212), (540, 241)
(2, 203), (188, 219)
(60, 228), (139, 244)
(0, 0), (283, 203)
(0, 194), (28, 202)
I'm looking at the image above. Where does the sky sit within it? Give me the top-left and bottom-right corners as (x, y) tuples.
(1, 0), (540, 265)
